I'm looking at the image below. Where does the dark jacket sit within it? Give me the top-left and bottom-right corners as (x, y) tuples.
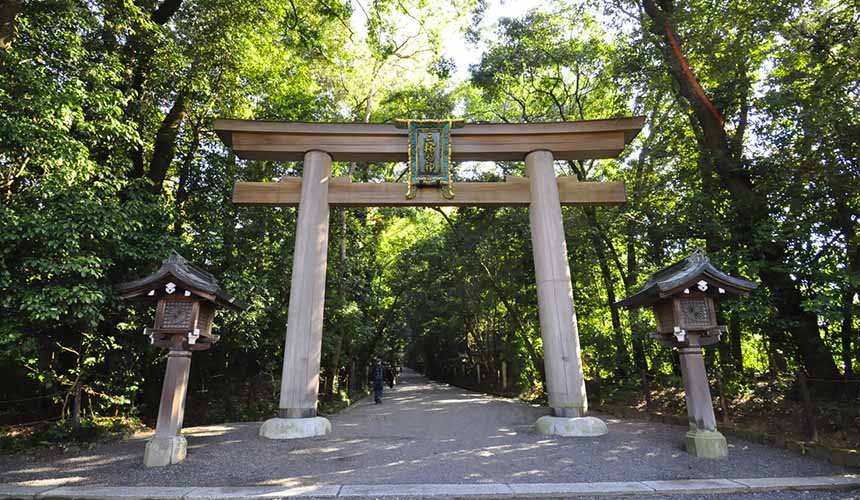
(372, 363), (384, 389)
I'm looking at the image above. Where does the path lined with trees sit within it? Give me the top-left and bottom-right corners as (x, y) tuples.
(0, 0), (857, 451)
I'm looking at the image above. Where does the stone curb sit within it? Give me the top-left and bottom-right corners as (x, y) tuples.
(1, 475), (858, 499)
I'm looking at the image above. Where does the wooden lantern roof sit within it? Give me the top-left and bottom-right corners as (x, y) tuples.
(116, 251), (248, 311)
(616, 251), (758, 308)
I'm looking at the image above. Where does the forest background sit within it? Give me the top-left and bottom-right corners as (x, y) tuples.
(1, 0), (858, 451)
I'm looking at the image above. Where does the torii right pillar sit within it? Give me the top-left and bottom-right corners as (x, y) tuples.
(526, 150), (608, 437)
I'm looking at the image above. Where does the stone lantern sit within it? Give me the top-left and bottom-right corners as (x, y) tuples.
(116, 251), (248, 467)
(617, 251), (757, 459)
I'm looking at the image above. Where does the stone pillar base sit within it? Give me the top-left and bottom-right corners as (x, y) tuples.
(143, 436), (187, 467)
(685, 428), (728, 459)
(535, 415), (608, 437)
(259, 416), (331, 440)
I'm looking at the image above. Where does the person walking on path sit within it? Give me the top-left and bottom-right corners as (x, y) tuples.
(372, 358), (385, 404)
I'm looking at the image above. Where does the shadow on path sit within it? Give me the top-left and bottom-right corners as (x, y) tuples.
(0, 369), (852, 487)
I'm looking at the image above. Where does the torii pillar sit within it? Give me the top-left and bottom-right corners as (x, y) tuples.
(527, 150), (606, 436)
(259, 150), (333, 438)
(215, 118), (643, 439)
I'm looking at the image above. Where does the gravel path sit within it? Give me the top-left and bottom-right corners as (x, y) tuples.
(0, 369), (854, 488)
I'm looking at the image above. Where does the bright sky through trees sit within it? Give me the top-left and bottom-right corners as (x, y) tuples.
(350, 0), (547, 83)
(443, 0), (545, 80)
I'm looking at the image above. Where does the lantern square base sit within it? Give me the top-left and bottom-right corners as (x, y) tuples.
(259, 416), (331, 440)
(685, 428), (728, 459)
(143, 436), (187, 467)
(535, 415), (608, 437)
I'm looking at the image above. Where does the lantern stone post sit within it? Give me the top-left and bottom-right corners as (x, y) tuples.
(527, 150), (607, 437)
(117, 252), (248, 467)
(617, 251), (757, 458)
(260, 150), (333, 439)
(146, 343), (192, 466)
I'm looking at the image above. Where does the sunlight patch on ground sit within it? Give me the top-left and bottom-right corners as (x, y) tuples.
(131, 429), (154, 439)
(291, 447), (340, 455)
(20, 476), (87, 487)
(511, 469), (546, 478)
(427, 398), (494, 404)
(183, 425), (237, 437)
(58, 455), (134, 471)
(58, 456), (103, 464)
(255, 477), (308, 487)
(609, 445), (638, 454)
(6, 466), (57, 474)
(217, 439), (244, 446)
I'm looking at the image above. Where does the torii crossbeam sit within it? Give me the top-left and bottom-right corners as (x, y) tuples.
(215, 117), (644, 439)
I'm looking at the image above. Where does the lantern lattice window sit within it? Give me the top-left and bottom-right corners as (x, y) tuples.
(161, 300), (195, 329)
(679, 298), (711, 330)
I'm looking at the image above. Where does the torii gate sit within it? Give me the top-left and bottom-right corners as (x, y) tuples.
(215, 117), (644, 439)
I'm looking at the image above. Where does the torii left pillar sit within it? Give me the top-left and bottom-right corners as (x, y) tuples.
(260, 150), (333, 439)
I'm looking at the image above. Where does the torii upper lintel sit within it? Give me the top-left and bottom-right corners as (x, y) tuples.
(214, 117), (644, 162)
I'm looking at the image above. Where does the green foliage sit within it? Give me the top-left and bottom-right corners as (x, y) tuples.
(0, 0), (857, 452)
(0, 416), (144, 454)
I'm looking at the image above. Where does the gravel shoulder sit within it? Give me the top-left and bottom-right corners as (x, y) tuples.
(0, 369), (854, 487)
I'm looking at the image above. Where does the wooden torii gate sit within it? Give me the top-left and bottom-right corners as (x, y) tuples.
(215, 117), (644, 439)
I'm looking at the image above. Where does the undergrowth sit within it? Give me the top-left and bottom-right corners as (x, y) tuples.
(0, 416), (145, 454)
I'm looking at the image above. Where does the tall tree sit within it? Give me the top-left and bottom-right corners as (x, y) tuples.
(636, 0), (841, 380)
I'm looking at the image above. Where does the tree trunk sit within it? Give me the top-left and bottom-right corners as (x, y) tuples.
(147, 90), (187, 193)
(173, 124), (200, 234)
(0, 0), (23, 51)
(327, 162), (357, 397)
(729, 309), (743, 373)
(839, 208), (859, 379)
(625, 219), (648, 373)
(71, 379), (82, 429)
(566, 159), (631, 376)
(840, 289), (856, 380)
(583, 206), (629, 376)
(124, 1), (184, 179)
(621, 102), (668, 374)
(641, 0), (839, 380)
(151, 0), (184, 24)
